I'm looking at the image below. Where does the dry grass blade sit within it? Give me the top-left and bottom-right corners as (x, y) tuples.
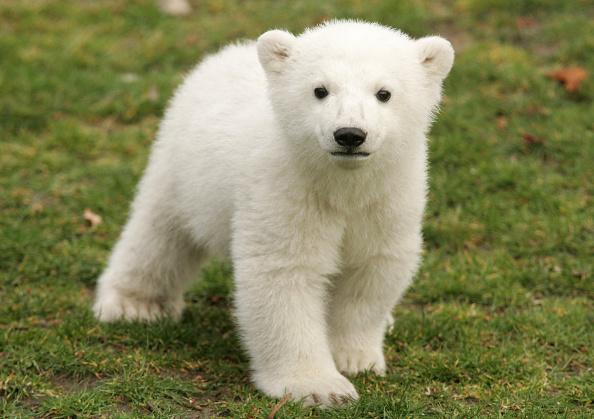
(267, 393), (292, 419)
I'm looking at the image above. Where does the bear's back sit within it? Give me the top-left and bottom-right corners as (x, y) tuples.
(148, 42), (275, 256)
(156, 40), (275, 174)
(162, 41), (269, 139)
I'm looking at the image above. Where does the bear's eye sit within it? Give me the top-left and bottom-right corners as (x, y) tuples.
(376, 90), (391, 102)
(314, 87), (329, 99)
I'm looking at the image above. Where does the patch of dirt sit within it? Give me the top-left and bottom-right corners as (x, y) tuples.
(50, 373), (102, 394)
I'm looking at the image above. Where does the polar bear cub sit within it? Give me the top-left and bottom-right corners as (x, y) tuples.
(93, 20), (454, 407)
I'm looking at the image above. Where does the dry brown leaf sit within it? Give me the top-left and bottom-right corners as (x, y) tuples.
(83, 208), (103, 227)
(496, 116), (508, 130)
(547, 67), (589, 92)
(515, 17), (536, 29)
(571, 270), (588, 279)
(523, 132), (546, 152)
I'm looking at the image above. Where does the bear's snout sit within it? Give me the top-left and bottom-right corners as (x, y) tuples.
(333, 127), (367, 148)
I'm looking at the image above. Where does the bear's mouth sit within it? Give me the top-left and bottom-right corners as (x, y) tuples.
(330, 151), (370, 158)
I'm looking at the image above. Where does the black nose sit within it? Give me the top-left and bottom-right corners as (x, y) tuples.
(334, 127), (367, 147)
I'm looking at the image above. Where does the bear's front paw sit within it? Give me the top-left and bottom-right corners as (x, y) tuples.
(333, 347), (386, 376)
(93, 291), (183, 323)
(259, 372), (359, 409)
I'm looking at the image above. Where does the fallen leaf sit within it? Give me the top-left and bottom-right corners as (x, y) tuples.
(523, 132), (545, 150)
(547, 67), (589, 92)
(515, 16), (536, 29)
(30, 202), (44, 214)
(571, 270), (587, 279)
(83, 208), (103, 227)
(496, 116), (508, 130)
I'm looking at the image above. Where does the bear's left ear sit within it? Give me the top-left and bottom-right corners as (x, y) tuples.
(257, 29), (296, 75)
(415, 36), (455, 82)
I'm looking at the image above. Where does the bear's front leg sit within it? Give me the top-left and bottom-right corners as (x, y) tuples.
(328, 251), (420, 376)
(234, 263), (358, 408)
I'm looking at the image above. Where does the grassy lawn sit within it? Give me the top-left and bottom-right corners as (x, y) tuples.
(1, 0), (592, 417)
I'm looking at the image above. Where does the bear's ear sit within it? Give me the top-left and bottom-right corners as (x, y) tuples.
(257, 30), (296, 74)
(415, 36), (454, 81)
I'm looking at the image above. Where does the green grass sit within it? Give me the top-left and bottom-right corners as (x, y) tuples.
(1, 0), (593, 417)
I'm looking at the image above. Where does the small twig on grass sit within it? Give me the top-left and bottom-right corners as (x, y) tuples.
(267, 393), (292, 419)
(146, 401), (158, 413)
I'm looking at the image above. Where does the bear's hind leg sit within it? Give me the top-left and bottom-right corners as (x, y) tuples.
(93, 203), (205, 323)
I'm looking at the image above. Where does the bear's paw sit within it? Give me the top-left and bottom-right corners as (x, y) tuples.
(333, 347), (386, 376)
(93, 291), (183, 323)
(259, 372), (359, 409)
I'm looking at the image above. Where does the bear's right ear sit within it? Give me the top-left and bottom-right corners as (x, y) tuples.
(415, 36), (455, 82)
(257, 30), (296, 75)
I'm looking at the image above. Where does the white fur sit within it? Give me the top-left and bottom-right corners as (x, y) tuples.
(93, 20), (453, 408)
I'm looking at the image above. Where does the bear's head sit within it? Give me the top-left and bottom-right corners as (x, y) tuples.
(257, 20), (454, 170)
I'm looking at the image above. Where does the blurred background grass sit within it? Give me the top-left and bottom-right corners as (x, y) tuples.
(1, 0), (592, 417)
